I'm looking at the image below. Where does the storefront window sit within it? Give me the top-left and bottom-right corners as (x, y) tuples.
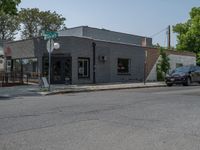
(22, 58), (38, 78)
(78, 58), (90, 78)
(13, 58), (38, 79)
(13, 59), (21, 73)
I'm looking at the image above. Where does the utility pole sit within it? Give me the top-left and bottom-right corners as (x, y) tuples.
(92, 42), (96, 84)
(167, 25), (171, 50)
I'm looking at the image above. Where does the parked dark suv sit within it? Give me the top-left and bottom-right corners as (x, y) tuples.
(165, 65), (200, 86)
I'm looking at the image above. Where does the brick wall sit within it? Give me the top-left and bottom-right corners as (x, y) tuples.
(145, 48), (160, 78)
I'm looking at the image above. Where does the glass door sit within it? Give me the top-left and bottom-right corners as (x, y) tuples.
(52, 59), (62, 83)
(51, 57), (71, 84)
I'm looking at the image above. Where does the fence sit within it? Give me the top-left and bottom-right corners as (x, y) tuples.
(0, 72), (30, 87)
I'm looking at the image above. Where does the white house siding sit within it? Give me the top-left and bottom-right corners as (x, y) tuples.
(168, 54), (196, 72)
(146, 54), (196, 81)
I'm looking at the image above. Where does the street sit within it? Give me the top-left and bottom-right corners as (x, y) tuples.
(0, 86), (200, 150)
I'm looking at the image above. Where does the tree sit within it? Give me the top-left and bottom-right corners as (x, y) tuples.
(173, 7), (200, 65)
(0, 12), (20, 40)
(0, 0), (21, 15)
(156, 48), (170, 81)
(19, 8), (66, 39)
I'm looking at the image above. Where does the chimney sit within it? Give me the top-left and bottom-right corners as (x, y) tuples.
(142, 37), (147, 47)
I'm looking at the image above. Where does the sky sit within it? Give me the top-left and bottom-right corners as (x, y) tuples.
(18, 0), (200, 47)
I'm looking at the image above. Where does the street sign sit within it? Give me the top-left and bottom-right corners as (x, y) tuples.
(42, 31), (58, 40)
(46, 39), (54, 53)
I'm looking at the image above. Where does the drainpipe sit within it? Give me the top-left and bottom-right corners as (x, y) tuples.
(144, 50), (148, 85)
(20, 58), (23, 84)
(92, 42), (96, 84)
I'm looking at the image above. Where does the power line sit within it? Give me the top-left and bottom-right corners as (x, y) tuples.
(150, 27), (168, 38)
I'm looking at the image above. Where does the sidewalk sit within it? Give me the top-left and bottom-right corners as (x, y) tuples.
(42, 82), (166, 95)
(0, 82), (166, 98)
(0, 85), (40, 98)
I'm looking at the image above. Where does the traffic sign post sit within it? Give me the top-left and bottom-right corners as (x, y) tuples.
(42, 31), (58, 91)
(48, 39), (53, 91)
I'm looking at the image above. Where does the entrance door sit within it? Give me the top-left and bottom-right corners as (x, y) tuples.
(51, 57), (71, 84)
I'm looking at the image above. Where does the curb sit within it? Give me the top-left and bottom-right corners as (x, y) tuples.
(40, 84), (166, 96)
(0, 95), (11, 99)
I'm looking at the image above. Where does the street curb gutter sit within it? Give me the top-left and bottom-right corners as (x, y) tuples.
(0, 95), (11, 99)
(40, 84), (166, 96)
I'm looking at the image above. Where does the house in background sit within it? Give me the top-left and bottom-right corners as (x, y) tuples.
(145, 48), (196, 81)
(3, 26), (197, 84)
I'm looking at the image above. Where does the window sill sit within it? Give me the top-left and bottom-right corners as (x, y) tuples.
(117, 73), (131, 76)
(78, 77), (90, 79)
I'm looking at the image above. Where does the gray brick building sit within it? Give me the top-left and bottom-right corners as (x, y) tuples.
(59, 26), (152, 47)
(3, 26), (196, 84)
(4, 35), (146, 84)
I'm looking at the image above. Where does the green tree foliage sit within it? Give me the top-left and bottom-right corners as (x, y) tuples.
(197, 53), (200, 65)
(19, 8), (66, 39)
(156, 48), (170, 81)
(0, 11), (20, 40)
(173, 7), (200, 65)
(0, 0), (21, 15)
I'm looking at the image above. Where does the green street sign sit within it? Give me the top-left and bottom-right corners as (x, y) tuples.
(42, 31), (58, 40)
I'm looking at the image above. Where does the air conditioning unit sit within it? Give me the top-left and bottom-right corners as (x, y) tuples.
(98, 55), (107, 62)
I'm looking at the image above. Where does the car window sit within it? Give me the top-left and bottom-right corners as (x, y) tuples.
(173, 66), (190, 73)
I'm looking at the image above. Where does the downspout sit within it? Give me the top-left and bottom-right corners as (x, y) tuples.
(144, 50), (147, 84)
(36, 38), (41, 84)
(20, 58), (23, 84)
(92, 42), (96, 84)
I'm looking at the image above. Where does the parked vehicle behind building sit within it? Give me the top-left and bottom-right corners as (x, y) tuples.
(165, 65), (200, 86)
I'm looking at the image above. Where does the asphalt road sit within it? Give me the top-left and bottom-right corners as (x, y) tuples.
(0, 86), (200, 150)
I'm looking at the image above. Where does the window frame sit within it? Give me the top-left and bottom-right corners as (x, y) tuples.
(78, 57), (90, 79)
(117, 58), (131, 75)
(176, 63), (183, 68)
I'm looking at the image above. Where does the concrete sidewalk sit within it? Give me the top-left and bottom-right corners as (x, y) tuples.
(41, 82), (166, 95)
(0, 85), (40, 98)
(0, 82), (166, 98)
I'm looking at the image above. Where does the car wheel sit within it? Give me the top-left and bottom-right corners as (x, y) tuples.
(183, 77), (191, 86)
(166, 83), (173, 87)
